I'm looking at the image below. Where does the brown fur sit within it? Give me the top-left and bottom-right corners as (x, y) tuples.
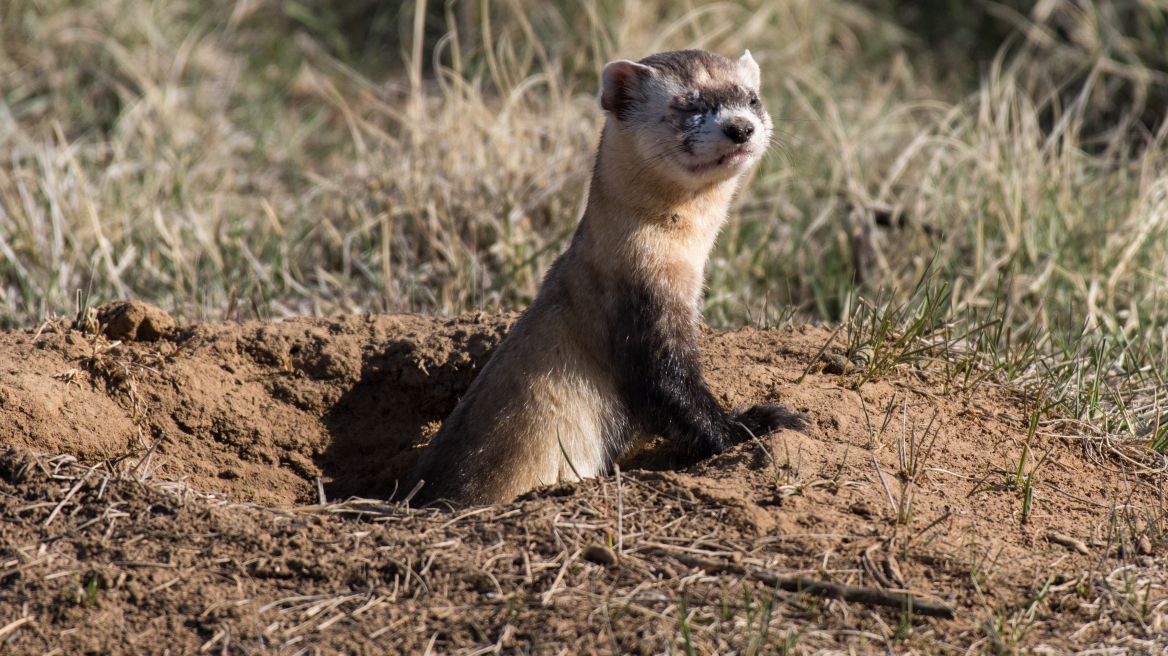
(408, 50), (797, 507)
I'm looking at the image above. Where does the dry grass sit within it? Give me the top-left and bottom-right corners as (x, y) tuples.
(1, 0), (1163, 329)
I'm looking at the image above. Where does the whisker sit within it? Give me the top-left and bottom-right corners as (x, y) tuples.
(770, 131), (805, 148)
(766, 139), (796, 166)
(628, 139), (691, 186)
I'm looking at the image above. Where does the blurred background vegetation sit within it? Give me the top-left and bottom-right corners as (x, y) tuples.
(1, 0), (1166, 361)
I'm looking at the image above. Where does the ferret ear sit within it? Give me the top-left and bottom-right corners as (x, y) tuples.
(738, 50), (761, 89)
(599, 60), (653, 116)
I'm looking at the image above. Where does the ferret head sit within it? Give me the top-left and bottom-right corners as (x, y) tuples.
(599, 49), (773, 190)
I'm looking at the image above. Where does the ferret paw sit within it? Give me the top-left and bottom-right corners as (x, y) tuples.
(731, 403), (809, 439)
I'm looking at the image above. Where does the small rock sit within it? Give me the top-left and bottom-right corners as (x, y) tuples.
(820, 346), (872, 375)
(95, 300), (176, 341)
(1138, 534), (1153, 555)
(821, 353), (851, 374)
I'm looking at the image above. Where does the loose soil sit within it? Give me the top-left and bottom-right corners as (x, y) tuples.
(0, 304), (1164, 654)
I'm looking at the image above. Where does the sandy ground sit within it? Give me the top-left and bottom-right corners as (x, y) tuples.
(0, 303), (1164, 654)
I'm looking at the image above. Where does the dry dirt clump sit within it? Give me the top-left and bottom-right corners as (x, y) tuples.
(0, 306), (1166, 654)
(94, 300), (177, 342)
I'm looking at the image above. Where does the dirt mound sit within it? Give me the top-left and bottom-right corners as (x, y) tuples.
(0, 308), (1165, 653)
(0, 310), (516, 504)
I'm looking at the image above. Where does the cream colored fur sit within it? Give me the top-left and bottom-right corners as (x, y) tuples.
(409, 50), (772, 505)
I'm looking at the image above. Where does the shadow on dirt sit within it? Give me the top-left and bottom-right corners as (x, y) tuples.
(314, 316), (699, 501)
(314, 315), (513, 501)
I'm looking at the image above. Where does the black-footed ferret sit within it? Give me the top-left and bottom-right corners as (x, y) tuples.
(409, 49), (806, 506)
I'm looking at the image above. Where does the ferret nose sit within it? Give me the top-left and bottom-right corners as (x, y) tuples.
(723, 118), (754, 144)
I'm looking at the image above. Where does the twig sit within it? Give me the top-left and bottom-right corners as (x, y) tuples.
(401, 479), (425, 508)
(738, 422), (775, 467)
(130, 439), (161, 481)
(871, 455), (898, 516)
(797, 322), (847, 384)
(542, 548), (583, 606)
(650, 548), (954, 618)
(435, 506), (493, 531)
(421, 631), (439, 656)
(44, 465), (97, 527)
(615, 464), (624, 555)
(380, 556), (431, 593)
(0, 616), (35, 641)
(558, 429), (582, 481)
(1048, 532), (1090, 555)
(862, 543), (894, 589)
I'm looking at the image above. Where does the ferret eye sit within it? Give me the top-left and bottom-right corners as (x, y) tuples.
(749, 92), (761, 107)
